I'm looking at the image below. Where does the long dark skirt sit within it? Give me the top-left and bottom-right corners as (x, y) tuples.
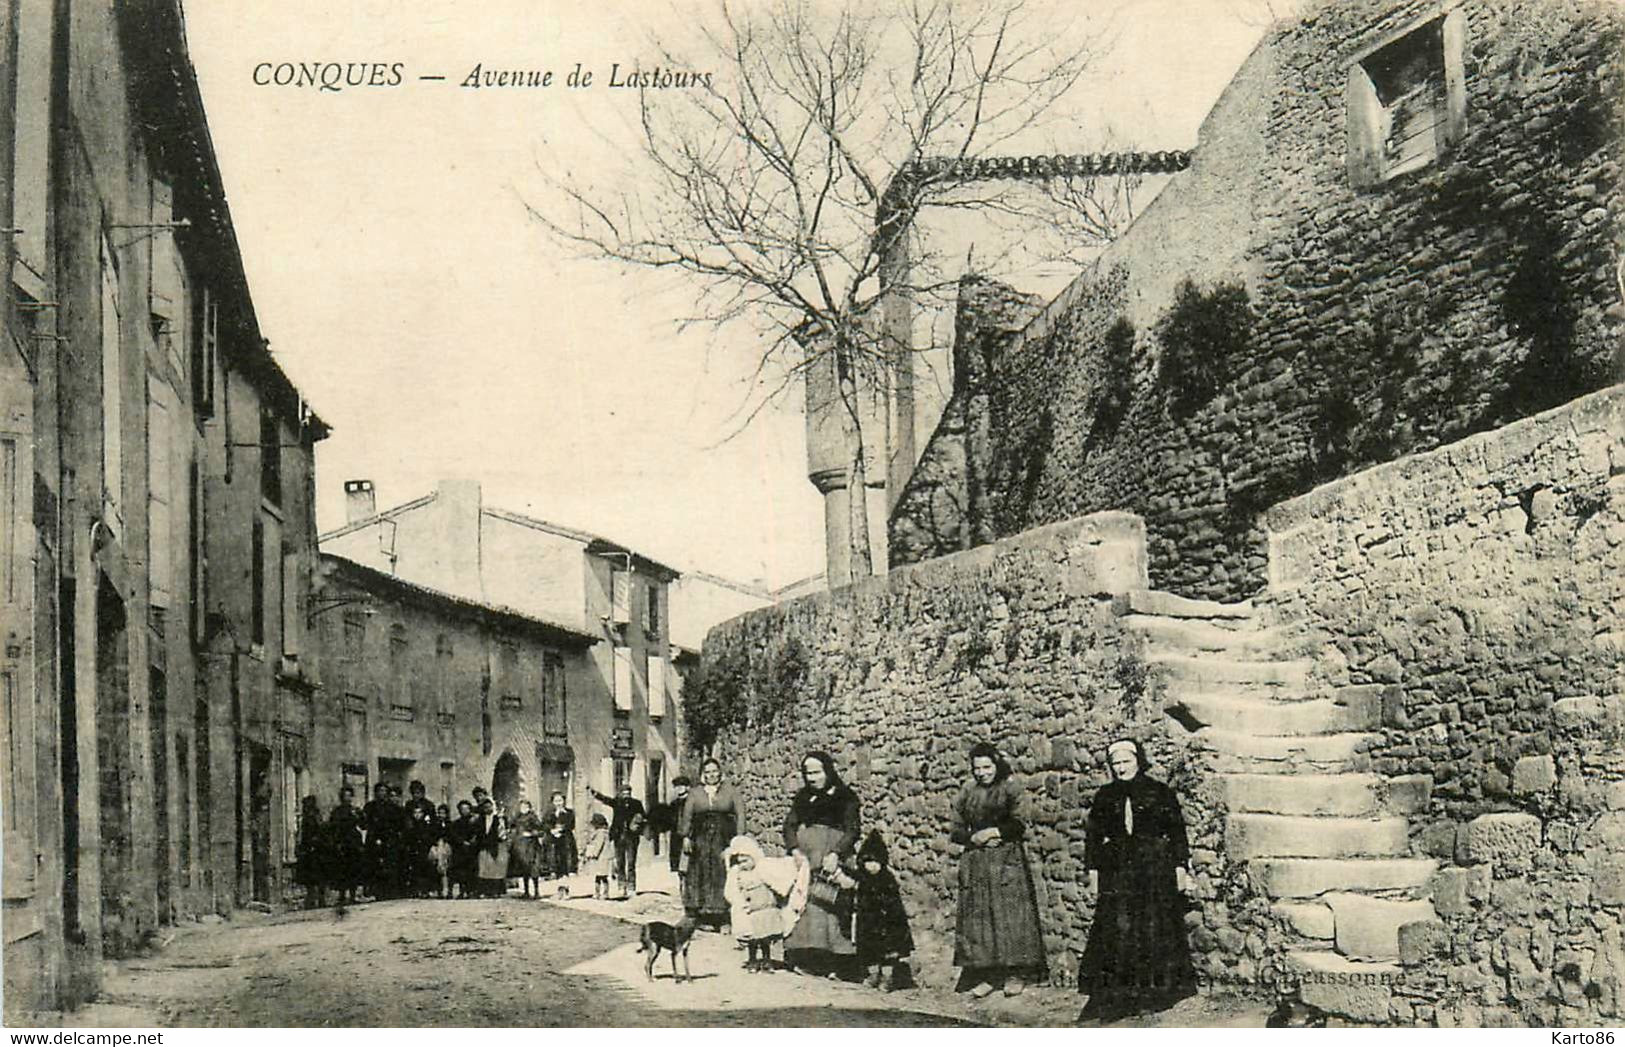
(682, 809), (734, 919)
(1078, 838), (1195, 1014)
(541, 831), (578, 877)
(784, 824), (856, 960)
(954, 843), (1047, 974)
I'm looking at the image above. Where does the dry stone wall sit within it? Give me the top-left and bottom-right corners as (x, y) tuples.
(696, 514), (1284, 993)
(890, 0), (1625, 602)
(1262, 385), (1625, 1025)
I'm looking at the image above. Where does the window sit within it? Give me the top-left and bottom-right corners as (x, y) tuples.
(645, 581), (660, 638)
(542, 652), (567, 742)
(280, 549), (301, 658)
(500, 695), (522, 711)
(390, 704), (415, 722)
(191, 287), (217, 419)
(613, 645), (633, 714)
(343, 611), (366, 661)
(146, 376), (174, 612)
(250, 517), (266, 646)
(260, 409), (282, 507)
(498, 637), (520, 709)
(389, 623), (408, 710)
(1348, 12), (1466, 187)
(189, 460), (206, 647)
(647, 651), (667, 719)
(613, 756), (634, 797)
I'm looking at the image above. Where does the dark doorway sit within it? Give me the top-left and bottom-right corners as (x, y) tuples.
(59, 577), (79, 940)
(95, 576), (129, 949)
(377, 756), (416, 796)
(194, 686), (212, 907)
(248, 743), (272, 904)
(491, 750), (521, 811)
(150, 667), (171, 923)
(646, 756), (664, 855)
(177, 731), (192, 893)
(535, 747), (572, 812)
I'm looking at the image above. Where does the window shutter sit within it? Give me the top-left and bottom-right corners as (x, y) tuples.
(647, 653), (666, 718)
(100, 239), (123, 516)
(597, 757), (615, 796)
(146, 377), (173, 609)
(613, 646), (633, 712)
(1346, 65), (1383, 189)
(281, 550), (301, 657)
(610, 569), (631, 625)
(1440, 11), (1468, 149)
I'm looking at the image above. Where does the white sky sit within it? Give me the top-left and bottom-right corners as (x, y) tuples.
(181, 0), (1283, 589)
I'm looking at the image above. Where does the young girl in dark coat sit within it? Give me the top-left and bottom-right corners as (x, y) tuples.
(853, 830), (914, 991)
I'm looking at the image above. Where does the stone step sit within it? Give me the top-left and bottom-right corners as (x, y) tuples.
(1167, 691), (1379, 735)
(1149, 654), (1312, 687)
(1248, 858), (1438, 899)
(1113, 590), (1255, 622)
(1274, 901), (1334, 940)
(1221, 773), (1381, 816)
(1198, 729), (1379, 768)
(1225, 815), (1409, 859)
(1286, 950), (1402, 1023)
(1323, 893), (1437, 962)
(1119, 615), (1290, 656)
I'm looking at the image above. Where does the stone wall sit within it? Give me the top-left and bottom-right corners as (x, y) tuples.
(1261, 384), (1625, 1025)
(696, 513), (1280, 991)
(889, 0), (1625, 602)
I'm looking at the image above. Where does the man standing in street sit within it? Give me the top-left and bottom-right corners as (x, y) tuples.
(589, 782), (647, 900)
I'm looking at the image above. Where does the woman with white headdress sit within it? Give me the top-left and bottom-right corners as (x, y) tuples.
(951, 741), (1048, 999)
(1077, 738), (1195, 1022)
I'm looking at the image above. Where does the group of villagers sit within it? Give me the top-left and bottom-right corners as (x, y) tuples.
(684, 738), (1194, 1022)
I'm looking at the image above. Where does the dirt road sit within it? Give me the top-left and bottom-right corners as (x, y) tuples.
(41, 891), (1270, 1028)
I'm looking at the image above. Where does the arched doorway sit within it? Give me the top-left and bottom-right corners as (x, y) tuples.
(492, 751), (523, 812)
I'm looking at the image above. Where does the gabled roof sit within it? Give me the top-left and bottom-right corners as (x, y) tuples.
(320, 554), (599, 648)
(318, 491), (438, 543)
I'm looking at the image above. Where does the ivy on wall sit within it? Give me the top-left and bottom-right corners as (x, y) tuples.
(1155, 278), (1255, 416)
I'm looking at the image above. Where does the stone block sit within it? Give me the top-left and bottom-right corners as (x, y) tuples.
(1386, 774), (1433, 815)
(1429, 867), (1470, 917)
(1326, 893), (1438, 961)
(1461, 813), (1542, 868)
(1593, 852), (1625, 906)
(1299, 980), (1394, 1024)
(1398, 919), (1451, 967)
(1513, 754), (1556, 794)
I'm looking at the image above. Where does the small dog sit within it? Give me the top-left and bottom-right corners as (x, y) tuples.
(555, 884), (571, 901)
(637, 917), (697, 983)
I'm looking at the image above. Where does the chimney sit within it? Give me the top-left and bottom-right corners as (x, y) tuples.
(344, 479), (376, 523)
(430, 478), (484, 600)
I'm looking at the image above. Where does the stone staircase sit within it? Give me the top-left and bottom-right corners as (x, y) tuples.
(1115, 589), (1436, 1020)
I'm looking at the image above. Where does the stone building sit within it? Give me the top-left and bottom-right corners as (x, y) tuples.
(319, 479), (767, 825)
(310, 554), (598, 827)
(1, 0), (328, 1013)
(889, 0), (1624, 600)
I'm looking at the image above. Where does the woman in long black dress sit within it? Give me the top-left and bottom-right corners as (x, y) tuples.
(951, 743), (1047, 998)
(1078, 738), (1196, 1021)
(296, 796), (327, 909)
(326, 787), (365, 905)
(782, 751), (861, 976)
(508, 799), (546, 898)
(681, 757), (742, 930)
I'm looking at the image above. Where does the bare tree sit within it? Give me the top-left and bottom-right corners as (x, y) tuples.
(528, 0), (1117, 580)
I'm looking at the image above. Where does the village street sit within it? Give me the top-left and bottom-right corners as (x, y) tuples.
(41, 864), (1270, 1029)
